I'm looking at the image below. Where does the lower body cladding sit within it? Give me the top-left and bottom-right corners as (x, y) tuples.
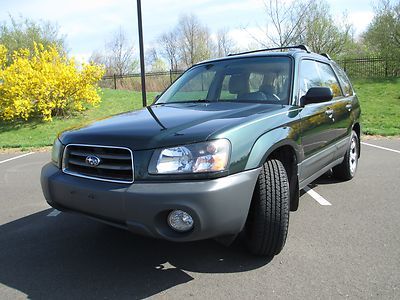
(41, 163), (260, 242)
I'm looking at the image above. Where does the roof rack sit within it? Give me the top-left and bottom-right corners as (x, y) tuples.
(228, 45), (311, 56)
(320, 53), (331, 60)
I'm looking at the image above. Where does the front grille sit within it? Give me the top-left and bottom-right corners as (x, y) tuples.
(62, 144), (134, 183)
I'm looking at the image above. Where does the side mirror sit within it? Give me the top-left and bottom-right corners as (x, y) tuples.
(301, 87), (333, 106)
(154, 94), (161, 101)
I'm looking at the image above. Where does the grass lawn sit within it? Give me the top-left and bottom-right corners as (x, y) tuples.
(0, 89), (157, 149)
(352, 78), (400, 136)
(0, 78), (398, 149)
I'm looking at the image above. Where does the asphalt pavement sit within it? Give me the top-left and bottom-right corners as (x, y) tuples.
(0, 138), (399, 299)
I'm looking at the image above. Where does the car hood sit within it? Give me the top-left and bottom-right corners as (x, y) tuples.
(59, 102), (284, 150)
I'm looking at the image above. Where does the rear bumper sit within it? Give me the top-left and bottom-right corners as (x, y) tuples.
(41, 163), (260, 242)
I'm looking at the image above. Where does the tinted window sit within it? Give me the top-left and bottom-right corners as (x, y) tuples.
(332, 63), (353, 96)
(219, 75), (237, 100)
(157, 57), (292, 105)
(219, 69), (290, 103)
(317, 62), (342, 97)
(249, 73), (264, 92)
(169, 70), (216, 102)
(299, 60), (320, 98)
(299, 60), (342, 98)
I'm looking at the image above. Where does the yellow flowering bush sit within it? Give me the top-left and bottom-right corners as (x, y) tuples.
(0, 43), (105, 121)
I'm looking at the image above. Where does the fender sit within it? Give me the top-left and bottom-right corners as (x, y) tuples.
(245, 126), (301, 170)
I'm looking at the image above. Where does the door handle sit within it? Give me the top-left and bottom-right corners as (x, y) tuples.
(325, 108), (334, 121)
(325, 109), (334, 116)
(345, 104), (352, 111)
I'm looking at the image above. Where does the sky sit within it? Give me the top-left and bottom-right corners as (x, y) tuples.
(0, 0), (376, 62)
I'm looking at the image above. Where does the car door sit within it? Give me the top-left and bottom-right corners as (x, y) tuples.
(331, 63), (357, 160)
(316, 62), (350, 149)
(297, 59), (337, 183)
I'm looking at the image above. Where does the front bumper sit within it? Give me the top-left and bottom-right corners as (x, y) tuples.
(41, 163), (260, 242)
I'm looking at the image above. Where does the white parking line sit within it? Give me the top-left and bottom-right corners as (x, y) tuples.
(0, 152), (34, 164)
(303, 186), (332, 206)
(47, 209), (61, 217)
(361, 142), (400, 154)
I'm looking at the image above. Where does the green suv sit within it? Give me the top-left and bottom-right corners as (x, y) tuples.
(41, 45), (361, 257)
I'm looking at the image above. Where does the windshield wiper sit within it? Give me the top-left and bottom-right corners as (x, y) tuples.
(147, 106), (167, 130)
(157, 99), (211, 104)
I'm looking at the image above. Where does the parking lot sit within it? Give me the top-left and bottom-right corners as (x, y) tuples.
(0, 138), (399, 299)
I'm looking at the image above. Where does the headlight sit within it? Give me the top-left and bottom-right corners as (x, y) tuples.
(149, 139), (231, 174)
(51, 138), (63, 168)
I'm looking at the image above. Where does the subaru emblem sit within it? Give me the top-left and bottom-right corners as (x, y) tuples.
(85, 155), (101, 167)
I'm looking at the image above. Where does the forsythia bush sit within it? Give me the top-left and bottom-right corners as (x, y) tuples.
(0, 43), (105, 121)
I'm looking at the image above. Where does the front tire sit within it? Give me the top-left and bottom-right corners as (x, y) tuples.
(244, 159), (290, 257)
(332, 131), (359, 181)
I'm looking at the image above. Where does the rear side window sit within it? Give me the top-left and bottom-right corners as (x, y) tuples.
(299, 60), (342, 99)
(332, 64), (354, 96)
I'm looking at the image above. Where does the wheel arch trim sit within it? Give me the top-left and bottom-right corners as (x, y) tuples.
(245, 129), (301, 170)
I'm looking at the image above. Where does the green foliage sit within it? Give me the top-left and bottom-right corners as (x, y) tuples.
(364, 0), (400, 61)
(0, 15), (66, 64)
(150, 58), (168, 72)
(301, 1), (353, 56)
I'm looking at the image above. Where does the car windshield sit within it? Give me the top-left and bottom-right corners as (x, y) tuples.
(156, 56), (292, 105)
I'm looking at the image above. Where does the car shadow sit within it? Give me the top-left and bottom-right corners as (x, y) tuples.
(299, 170), (343, 197)
(0, 209), (271, 299)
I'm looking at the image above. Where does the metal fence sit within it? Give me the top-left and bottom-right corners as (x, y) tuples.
(100, 57), (399, 92)
(100, 70), (184, 92)
(336, 57), (399, 78)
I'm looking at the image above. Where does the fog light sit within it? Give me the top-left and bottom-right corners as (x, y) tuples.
(167, 210), (194, 232)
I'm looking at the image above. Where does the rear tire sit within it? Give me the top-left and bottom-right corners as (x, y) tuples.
(332, 131), (359, 181)
(244, 159), (290, 257)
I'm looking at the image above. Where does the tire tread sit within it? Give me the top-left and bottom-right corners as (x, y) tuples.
(245, 159), (290, 256)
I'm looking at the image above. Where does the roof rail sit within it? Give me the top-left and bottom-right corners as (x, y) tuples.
(228, 45), (311, 56)
(320, 53), (332, 60)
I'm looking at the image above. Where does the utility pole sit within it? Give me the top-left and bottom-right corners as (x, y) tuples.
(136, 0), (147, 107)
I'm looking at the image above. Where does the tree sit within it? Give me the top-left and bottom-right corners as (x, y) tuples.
(364, 0), (400, 61)
(300, 1), (353, 55)
(0, 15), (66, 63)
(105, 28), (138, 75)
(177, 14), (214, 67)
(90, 28), (138, 76)
(158, 14), (214, 69)
(248, 0), (353, 56)
(216, 28), (236, 57)
(249, 0), (312, 48)
(158, 30), (179, 70)
(145, 47), (167, 72)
